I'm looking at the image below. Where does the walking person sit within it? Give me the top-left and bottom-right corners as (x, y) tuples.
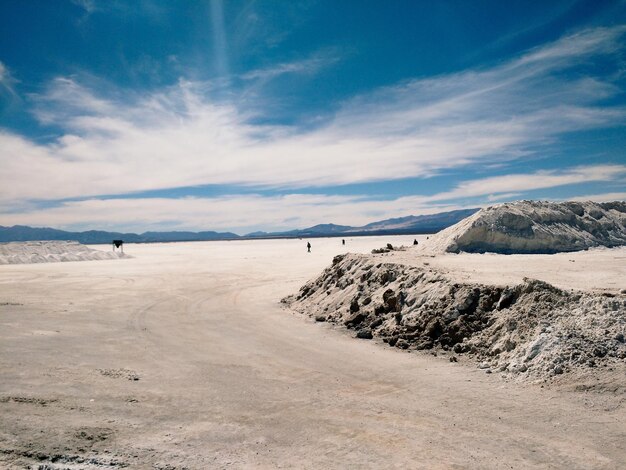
(307, 242), (311, 253)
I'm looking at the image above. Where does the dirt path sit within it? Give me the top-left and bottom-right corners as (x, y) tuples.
(1, 237), (624, 469)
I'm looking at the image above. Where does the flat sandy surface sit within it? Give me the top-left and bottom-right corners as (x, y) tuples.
(1, 236), (625, 469)
(405, 244), (626, 294)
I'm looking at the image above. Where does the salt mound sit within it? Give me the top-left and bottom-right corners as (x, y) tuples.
(285, 253), (626, 382)
(0, 241), (129, 265)
(424, 200), (626, 254)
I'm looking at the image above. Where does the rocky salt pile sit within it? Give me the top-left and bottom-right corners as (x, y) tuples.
(423, 200), (626, 254)
(284, 253), (626, 382)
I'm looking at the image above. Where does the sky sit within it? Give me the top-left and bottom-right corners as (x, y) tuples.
(0, 0), (625, 234)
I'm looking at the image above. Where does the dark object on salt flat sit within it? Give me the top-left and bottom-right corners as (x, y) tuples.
(112, 240), (124, 252)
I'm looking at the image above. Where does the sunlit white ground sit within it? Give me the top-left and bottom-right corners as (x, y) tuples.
(1, 235), (624, 469)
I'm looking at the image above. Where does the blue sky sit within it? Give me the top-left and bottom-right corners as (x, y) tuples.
(0, 0), (625, 233)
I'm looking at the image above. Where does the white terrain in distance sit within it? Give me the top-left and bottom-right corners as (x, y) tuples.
(0, 240), (128, 265)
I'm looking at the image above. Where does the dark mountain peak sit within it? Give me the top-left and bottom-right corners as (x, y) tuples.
(303, 223), (353, 233)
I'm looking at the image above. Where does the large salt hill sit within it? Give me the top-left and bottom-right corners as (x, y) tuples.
(424, 200), (626, 254)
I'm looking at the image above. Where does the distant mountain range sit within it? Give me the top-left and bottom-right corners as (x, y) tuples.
(0, 226), (240, 244)
(0, 208), (478, 244)
(246, 209), (479, 238)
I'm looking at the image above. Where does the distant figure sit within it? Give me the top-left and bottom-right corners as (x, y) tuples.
(427, 236), (429, 240)
(307, 242), (311, 253)
(112, 239), (124, 253)
(342, 239), (346, 246)
(413, 239), (418, 245)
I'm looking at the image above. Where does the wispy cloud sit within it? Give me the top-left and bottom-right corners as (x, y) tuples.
(210, 0), (230, 79)
(426, 165), (626, 202)
(71, 0), (97, 14)
(570, 192), (626, 203)
(1, 164), (623, 232)
(0, 193), (466, 233)
(0, 25), (625, 206)
(486, 193), (523, 202)
(241, 52), (340, 81)
(0, 61), (17, 97)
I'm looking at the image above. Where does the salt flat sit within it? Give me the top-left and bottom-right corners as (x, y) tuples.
(386, 245), (626, 294)
(1, 236), (625, 469)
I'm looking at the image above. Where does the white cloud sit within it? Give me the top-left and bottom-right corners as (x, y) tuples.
(0, 26), (625, 205)
(570, 192), (626, 203)
(241, 52), (340, 80)
(0, 61), (17, 96)
(486, 193), (523, 202)
(426, 165), (626, 202)
(1, 164), (623, 233)
(0, 193), (468, 233)
(71, 0), (97, 13)
(516, 25), (626, 66)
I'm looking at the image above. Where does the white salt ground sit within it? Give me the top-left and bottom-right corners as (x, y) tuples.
(384, 245), (626, 294)
(1, 236), (625, 469)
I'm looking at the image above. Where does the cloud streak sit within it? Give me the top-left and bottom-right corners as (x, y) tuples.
(425, 165), (626, 202)
(0, 61), (17, 97)
(0, 194), (469, 233)
(1, 164), (622, 232)
(241, 52), (340, 81)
